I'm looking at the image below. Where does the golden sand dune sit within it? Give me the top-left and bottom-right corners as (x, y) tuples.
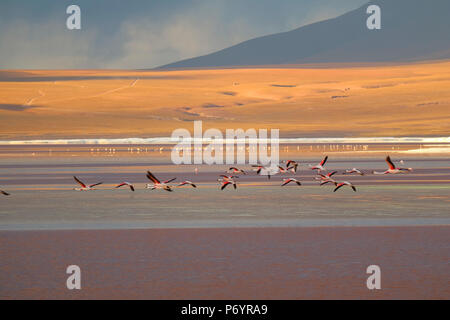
(0, 61), (449, 140)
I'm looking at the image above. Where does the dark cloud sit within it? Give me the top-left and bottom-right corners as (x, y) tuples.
(0, 0), (367, 68)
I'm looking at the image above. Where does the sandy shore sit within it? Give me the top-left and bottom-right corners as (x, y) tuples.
(1, 61), (450, 139)
(0, 226), (448, 299)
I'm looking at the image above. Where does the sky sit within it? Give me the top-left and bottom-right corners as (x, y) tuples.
(0, 0), (368, 69)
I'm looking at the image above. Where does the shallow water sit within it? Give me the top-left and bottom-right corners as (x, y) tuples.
(0, 149), (449, 300)
(1, 226), (449, 299)
(0, 152), (449, 230)
(1, 186), (450, 230)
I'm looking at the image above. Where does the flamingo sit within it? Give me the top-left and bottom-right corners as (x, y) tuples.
(177, 181), (197, 188)
(285, 160), (298, 168)
(373, 156), (413, 175)
(73, 176), (103, 191)
(315, 171), (337, 182)
(252, 165), (265, 174)
(115, 182), (135, 191)
(218, 175), (238, 189)
(309, 156), (328, 172)
(145, 171), (175, 192)
(281, 178), (302, 186)
(277, 165), (290, 174)
(284, 160), (299, 173)
(1, 189), (10, 196)
(334, 181), (357, 192)
(228, 167), (246, 175)
(343, 168), (365, 176)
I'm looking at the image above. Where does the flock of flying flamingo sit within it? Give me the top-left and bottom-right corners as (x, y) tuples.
(0, 155), (412, 196)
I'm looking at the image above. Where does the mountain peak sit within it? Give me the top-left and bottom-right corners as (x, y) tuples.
(158, 0), (450, 69)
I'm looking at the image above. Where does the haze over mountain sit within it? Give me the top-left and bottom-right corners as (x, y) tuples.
(159, 0), (450, 69)
(0, 0), (367, 69)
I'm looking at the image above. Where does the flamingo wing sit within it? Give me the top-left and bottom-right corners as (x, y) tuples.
(89, 182), (103, 188)
(146, 171), (161, 184)
(1, 190), (10, 196)
(183, 181), (197, 188)
(164, 178), (176, 184)
(221, 181), (231, 190)
(73, 176), (87, 188)
(328, 171), (337, 177)
(320, 156), (328, 166)
(180, 181), (197, 188)
(386, 156), (396, 170)
(115, 183), (127, 189)
(281, 179), (291, 186)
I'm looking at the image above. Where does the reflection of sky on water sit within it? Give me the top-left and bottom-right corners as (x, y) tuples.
(1, 183), (449, 230)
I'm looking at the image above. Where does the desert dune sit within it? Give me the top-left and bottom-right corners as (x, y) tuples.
(0, 60), (449, 140)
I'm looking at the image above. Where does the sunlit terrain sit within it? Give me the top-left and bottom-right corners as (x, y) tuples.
(1, 61), (449, 300)
(1, 60), (450, 140)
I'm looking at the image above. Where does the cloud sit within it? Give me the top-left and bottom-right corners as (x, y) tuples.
(0, 0), (368, 69)
(109, 3), (262, 68)
(0, 2), (264, 69)
(0, 19), (99, 69)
